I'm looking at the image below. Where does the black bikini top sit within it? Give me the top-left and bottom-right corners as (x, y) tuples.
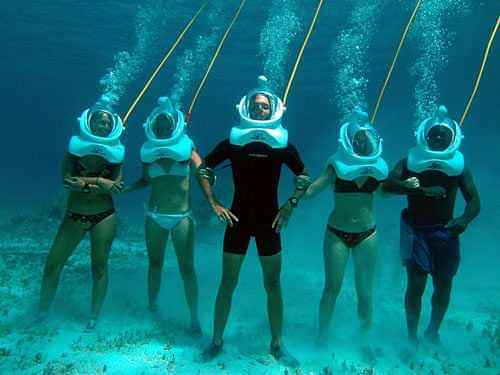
(334, 177), (382, 194)
(71, 155), (114, 178)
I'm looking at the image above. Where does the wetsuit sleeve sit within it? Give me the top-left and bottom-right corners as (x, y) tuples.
(283, 143), (306, 175)
(204, 139), (231, 169)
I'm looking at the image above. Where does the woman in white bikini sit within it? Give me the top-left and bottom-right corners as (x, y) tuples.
(125, 97), (204, 335)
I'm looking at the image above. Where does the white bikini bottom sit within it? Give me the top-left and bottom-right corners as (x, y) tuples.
(146, 209), (193, 230)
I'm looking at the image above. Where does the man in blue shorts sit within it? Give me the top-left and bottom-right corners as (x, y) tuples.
(383, 106), (480, 345)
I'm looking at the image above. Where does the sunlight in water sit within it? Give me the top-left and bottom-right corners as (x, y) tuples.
(332, 0), (382, 121)
(409, 0), (470, 123)
(96, 0), (175, 110)
(169, 0), (228, 109)
(259, 0), (303, 93)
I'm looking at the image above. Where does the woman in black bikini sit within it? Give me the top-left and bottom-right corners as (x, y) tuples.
(304, 112), (388, 343)
(38, 109), (124, 330)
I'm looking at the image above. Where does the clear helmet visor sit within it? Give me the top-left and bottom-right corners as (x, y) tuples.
(239, 76), (283, 123)
(424, 121), (456, 152)
(88, 110), (116, 137)
(146, 96), (182, 141)
(344, 123), (382, 158)
(152, 112), (177, 140)
(243, 92), (277, 121)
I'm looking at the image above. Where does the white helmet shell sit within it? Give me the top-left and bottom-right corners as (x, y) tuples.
(68, 108), (125, 164)
(141, 97), (193, 163)
(230, 76), (288, 149)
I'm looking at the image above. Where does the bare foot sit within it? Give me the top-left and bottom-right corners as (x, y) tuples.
(84, 318), (98, 332)
(188, 321), (202, 338)
(198, 342), (223, 363)
(270, 344), (300, 368)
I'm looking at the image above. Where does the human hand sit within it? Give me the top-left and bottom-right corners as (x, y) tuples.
(97, 178), (124, 194)
(272, 201), (294, 233)
(403, 177), (420, 189)
(445, 217), (468, 236)
(211, 202), (239, 227)
(64, 177), (86, 191)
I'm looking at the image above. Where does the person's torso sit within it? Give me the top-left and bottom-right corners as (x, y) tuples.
(229, 142), (286, 223)
(67, 154), (116, 214)
(146, 158), (191, 213)
(402, 159), (460, 225)
(328, 175), (378, 232)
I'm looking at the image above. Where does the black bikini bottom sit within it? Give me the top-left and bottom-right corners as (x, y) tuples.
(327, 225), (376, 248)
(66, 209), (115, 230)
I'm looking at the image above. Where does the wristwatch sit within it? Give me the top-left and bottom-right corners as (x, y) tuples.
(288, 197), (298, 208)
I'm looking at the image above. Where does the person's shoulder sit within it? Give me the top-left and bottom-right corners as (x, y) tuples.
(218, 138), (231, 147)
(284, 142), (301, 155)
(397, 157), (408, 169)
(209, 138), (230, 150)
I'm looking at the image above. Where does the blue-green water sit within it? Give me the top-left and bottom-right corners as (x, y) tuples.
(1, 0), (499, 373)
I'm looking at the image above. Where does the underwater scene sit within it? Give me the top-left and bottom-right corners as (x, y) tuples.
(1, 0), (499, 374)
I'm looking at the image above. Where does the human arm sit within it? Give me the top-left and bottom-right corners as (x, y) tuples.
(272, 144), (309, 232)
(303, 165), (334, 200)
(63, 155), (123, 195)
(196, 142), (238, 226)
(381, 159), (446, 198)
(122, 164), (150, 193)
(445, 168), (481, 235)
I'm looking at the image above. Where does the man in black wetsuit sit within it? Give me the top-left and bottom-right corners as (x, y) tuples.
(197, 76), (309, 366)
(383, 106), (480, 345)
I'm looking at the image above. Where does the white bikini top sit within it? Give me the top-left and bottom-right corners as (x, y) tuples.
(147, 160), (190, 179)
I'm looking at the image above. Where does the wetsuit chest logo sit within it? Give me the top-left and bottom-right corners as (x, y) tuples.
(429, 161), (443, 170)
(91, 146), (105, 156)
(156, 150), (169, 158)
(251, 131), (267, 141)
(362, 166), (375, 175)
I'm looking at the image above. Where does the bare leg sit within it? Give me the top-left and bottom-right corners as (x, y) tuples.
(39, 216), (86, 315)
(425, 275), (453, 342)
(88, 213), (116, 326)
(318, 230), (350, 341)
(352, 231), (378, 332)
(171, 216), (201, 333)
(258, 253), (283, 348)
(145, 216), (169, 312)
(212, 252), (245, 345)
(405, 264), (427, 343)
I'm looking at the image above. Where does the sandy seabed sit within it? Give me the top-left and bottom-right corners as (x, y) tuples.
(0, 205), (498, 375)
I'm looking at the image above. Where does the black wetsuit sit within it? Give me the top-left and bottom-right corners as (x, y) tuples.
(400, 158), (466, 277)
(205, 139), (305, 256)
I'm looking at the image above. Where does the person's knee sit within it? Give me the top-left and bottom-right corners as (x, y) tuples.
(179, 262), (196, 282)
(92, 262), (108, 280)
(408, 279), (426, 298)
(322, 280), (342, 300)
(433, 281), (452, 306)
(43, 258), (64, 279)
(219, 276), (238, 298)
(149, 256), (164, 271)
(357, 287), (373, 306)
(263, 276), (281, 295)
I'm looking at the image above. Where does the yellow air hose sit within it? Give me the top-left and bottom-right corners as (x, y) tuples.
(283, 0), (325, 106)
(187, 0), (247, 123)
(460, 16), (499, 126)
(122, 1), (209, 126)
(371, 0), (422, 124)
